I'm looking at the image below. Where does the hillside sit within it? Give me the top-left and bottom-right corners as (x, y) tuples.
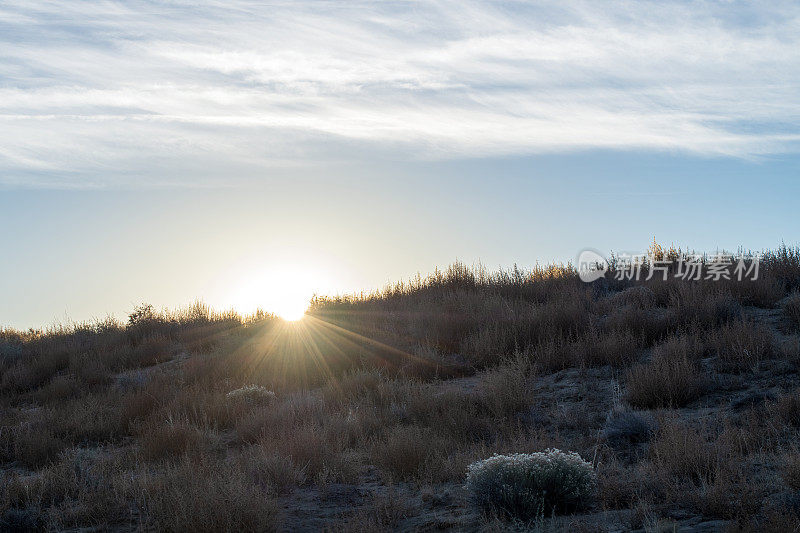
(3, 245), (800, 531)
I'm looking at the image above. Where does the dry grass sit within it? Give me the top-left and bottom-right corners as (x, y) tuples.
(708, 320), (776, 372)
(3, 244), (800, 529)
(601, 409), (656, 450)
(138, 420), (216, 461)
(625, 353), (706, 408)
(648, 420), (719, 485)
(667, 284), (741, 329)
(371, 425), (440, 481)
(333, 487), (410, 532)
(474, 357), (533, 418)
(235, 447), (306, 493)
(780, 449), (800, 490)
(0, 421), (65, 469)
(784, 292), (800, 329)
(135, 458), (280, 532)
(773, 389), (800, 427)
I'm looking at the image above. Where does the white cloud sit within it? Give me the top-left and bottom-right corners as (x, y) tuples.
(1, 0), (800, 186)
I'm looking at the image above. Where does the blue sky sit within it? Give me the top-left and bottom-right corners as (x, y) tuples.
(1, 1), (799, 327)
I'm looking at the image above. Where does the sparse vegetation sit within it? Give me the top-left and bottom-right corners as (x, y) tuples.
(2, 244), (800, 530)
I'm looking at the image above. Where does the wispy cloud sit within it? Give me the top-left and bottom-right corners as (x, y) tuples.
(2, 0), (800, 186)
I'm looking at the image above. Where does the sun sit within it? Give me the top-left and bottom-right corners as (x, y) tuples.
(274, 299), (308, 321)
(227, 265), (318, 321)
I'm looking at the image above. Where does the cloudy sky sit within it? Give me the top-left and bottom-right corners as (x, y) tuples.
(2, 1), (800, 326)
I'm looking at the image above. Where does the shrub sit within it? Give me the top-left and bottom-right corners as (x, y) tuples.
(708, 320), (775, 373)
(728, 276), (785, 308)
(781, 450), (800, 491)
(668, 285), (741, 329)
(774, 389), (800, 427)
(0, 508), (45, 531)
(625, 353), (705, 408)
(651, 332), (705, 361)
(577, 327), (644, 367)
(322, 369), (384, 405)
(602, 305), (673, 345)
(120, 390), (160, 428)
(464, 449), (596, 520)
(334, 488), (412, 532)
(649, 420), (718, 485)
(239, 449), (306, 493)
(594, 459), (642, 510)
(266, 423), (332, 479)
(602, 410), (656, 450)
(784, 292), (800, 329)
(135, 458), (280, 532)
(226, 385), (276, 406)
(36, 374), (82, 402)
(690, 467), (764, 521)
(474, 359), (532, 418)
(604, 286), (656, 310)
(405, 387), (493, 443)
(138, 421), (212, 461)
(372, 425), (439, 481)
(234, 392), (325, 444)
(1, 355), (69, 393)
(0, 422), (65, 469)
(234, 410), (273, 444)
(73, 356), (111, 387)
(132, 334), (175, 367)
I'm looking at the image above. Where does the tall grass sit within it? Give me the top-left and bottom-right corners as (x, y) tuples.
(2, 243), (800, 529)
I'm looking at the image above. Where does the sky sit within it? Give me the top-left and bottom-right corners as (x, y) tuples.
(1, 0), (800, 328)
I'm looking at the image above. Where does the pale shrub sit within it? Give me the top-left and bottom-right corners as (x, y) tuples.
(226, 385), (276, 406)
(465, 449), (596, 520)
